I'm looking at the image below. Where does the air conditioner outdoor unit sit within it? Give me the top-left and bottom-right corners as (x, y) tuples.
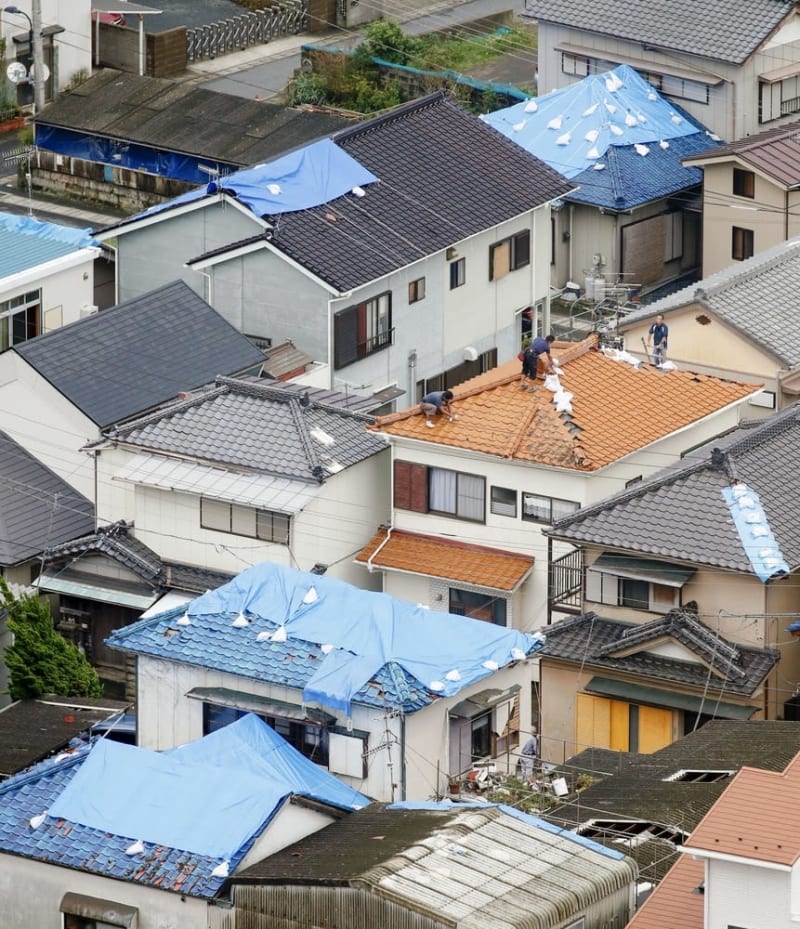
(80, 304), (99, 318)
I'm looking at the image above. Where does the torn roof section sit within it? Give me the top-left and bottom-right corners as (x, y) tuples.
(106, 561), (545, 717)
(372, 335), (760, 471)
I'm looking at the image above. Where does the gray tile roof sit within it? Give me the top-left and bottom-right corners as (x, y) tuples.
(0, 430), (94, 567)
(620, 237), (800, 366)
(684, 119), (800, 186)
(35, 69), (351, 168)
(44, 521), (234, 593)
(14, 280), (265, 428)
(526, 0), (796, 65)
(107, 376), (387, 482)
(547, 401), (800, 573)
(269, 93), (573, 292)
(545, 720), (800, 881)
(539, 610), (777, 696)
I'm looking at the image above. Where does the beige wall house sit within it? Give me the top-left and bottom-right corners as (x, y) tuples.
(358, 335), (760, 634)
(542, 402), (800, 761)
(618, 237), (800, 410)
(683, 120), (800, 276)
(527, 0), (800, 142)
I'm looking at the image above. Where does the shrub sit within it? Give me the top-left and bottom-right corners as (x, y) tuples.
(353, 19), (419, 68)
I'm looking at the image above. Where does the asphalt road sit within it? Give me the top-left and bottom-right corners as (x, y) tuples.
(143, 0), (243, 33)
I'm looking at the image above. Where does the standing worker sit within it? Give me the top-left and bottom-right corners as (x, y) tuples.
(420, 389), (456, 428)
(647, 314), (669, 365)
(520, 726), (539, 783)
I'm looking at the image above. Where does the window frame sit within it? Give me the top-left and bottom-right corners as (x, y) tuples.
(732, 167), (755, 199)
(586, 569), (680, 613)
(0, 288), (42, 352)
(408, 277), (426, 303)
(490, 485), (517, 518)
(333, 291), (393, 368)
(732, 226), (754, 261)
(489, 230), (531, 281)
(521, 492), (580, 525)
(428, 466), (486, 523)
(200, 497), (290, 544)
(449, 587), (508, 626)
(449, 257), (466, 289)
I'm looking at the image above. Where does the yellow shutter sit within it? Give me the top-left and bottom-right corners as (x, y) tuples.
(638, 705), (674, 752)
(492, 241), (510, 280)
(609, 700), (630, 752)
(576, 693), (610, 750)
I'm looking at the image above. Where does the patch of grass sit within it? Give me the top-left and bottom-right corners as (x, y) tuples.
(411, 24), (537, 73)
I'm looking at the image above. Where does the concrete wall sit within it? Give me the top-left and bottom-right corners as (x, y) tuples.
(0, 353), (97, 498)
(0, 852), (206, 929)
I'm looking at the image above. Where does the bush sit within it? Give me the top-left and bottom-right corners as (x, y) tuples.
(1, 579), (103, 700)
(353, 19), (419, 68)
(288, 71), (329, 106)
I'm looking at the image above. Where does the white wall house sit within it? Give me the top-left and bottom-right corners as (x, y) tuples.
(106, 561), (546, 800)
(96, 93), (573, 407)
(360, 336), (760, 632)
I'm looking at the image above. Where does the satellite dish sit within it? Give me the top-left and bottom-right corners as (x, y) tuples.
(6, 61), (27, 84)
(29, 62), (50, 83)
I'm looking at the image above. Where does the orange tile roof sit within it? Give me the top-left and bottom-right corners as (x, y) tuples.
(373, 336), (760, 471)
(355, 527), (534, 590)
(685, 750), (800, 866)
(625, 855), (704, 929)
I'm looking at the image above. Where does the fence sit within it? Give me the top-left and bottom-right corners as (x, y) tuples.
(186, 2), (308, 61)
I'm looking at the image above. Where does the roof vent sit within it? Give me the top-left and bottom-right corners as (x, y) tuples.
(299, 391), (310, 408)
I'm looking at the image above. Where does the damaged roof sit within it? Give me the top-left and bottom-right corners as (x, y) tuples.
(372, 335), (758, 470)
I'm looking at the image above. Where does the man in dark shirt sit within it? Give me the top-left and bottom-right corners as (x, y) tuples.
(647, 314), (669, 364)
(420, 389), (456, 428)
(520, 334), (555, 389)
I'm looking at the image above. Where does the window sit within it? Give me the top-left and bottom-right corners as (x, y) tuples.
(449, 257), (465, 289)
(394, 459), (429, 512)
(0, 289), (41, 352)
(429, 467), (485, 521)
(491, 486), (517, 517)
(408, 277), (426, 303)
(415, 348), (498, 401)
(489, 230), (531, 281)
(472, 711), (492, 758)
(203, 703), (328, 765)
(732, 226), (754, 261)
(333, 292), (392, 368)
(658, 73), (709, 104)
(663, 212), (683, 262)
(61, 894), (138, 929)
(201, 498), (290, 544)
(561, 51), (591, 76)
(760, 74), (800, 122)
(522, 493), (580, 524)
(733, 168), (755, 198)
(586, 570), (679, 613)
(450, 587), (507, 626)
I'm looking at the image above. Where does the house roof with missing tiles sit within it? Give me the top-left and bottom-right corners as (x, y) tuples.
(372, 336), (758, 471)
(546, 401), (800, 573)
(625, 854), (704, 929)
(525, 0), (796, 65)
(355, 528), (534, 591)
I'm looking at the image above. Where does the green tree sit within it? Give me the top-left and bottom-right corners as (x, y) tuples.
(1, 579), (102, 699)
(352, 19), (419, 68)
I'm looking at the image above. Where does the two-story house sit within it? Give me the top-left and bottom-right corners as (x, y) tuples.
(105, 560), (546, 800)
(484, 64), (721, 298)
(357, 335), (760, 631)
(94, 92), (573, 406)
(543, 401), (800, 759)
(683, 120), (800, 275)
(527, 0), (800, 142)
(618, 237), (800, 409)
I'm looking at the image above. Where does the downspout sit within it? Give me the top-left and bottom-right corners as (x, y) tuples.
(568, 203), (574, 285)
(400, 714), (407, 800)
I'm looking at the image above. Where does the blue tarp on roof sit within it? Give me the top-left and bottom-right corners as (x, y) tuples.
(483, 65), (711, 179)
(178, 562), (544, 716)
(48, 714), (368, 860)
(721, 482), (790, 583)
(139, 137), (378, 221)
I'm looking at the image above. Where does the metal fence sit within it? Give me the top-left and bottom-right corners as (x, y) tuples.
(186, 2), (308, 62)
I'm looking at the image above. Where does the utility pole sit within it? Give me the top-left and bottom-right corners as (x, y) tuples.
(31, 0), (44, 114)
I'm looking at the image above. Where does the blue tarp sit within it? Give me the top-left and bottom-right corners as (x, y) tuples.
(482, 64), (712, 180)
(138, 137), (379, 220)
(184, 561), (545, 716)
(721, 482), (790, 583)
(0, 210), (97, 248)
(48, 714), (368, 860)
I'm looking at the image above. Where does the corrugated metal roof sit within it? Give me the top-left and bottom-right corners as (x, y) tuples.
(114, 451), (320, 513)
(0, 212), (97, 279)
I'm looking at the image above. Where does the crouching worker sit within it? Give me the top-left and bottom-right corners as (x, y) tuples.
(420, 389), (456, 428)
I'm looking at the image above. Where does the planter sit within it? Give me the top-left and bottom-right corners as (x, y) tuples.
(0, 116), (25, 133)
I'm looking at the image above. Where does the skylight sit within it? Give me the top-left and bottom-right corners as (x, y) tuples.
(663, 769), (734, 783)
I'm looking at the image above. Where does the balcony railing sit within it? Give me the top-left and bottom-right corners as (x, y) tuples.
(549, 547), (583, 614)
